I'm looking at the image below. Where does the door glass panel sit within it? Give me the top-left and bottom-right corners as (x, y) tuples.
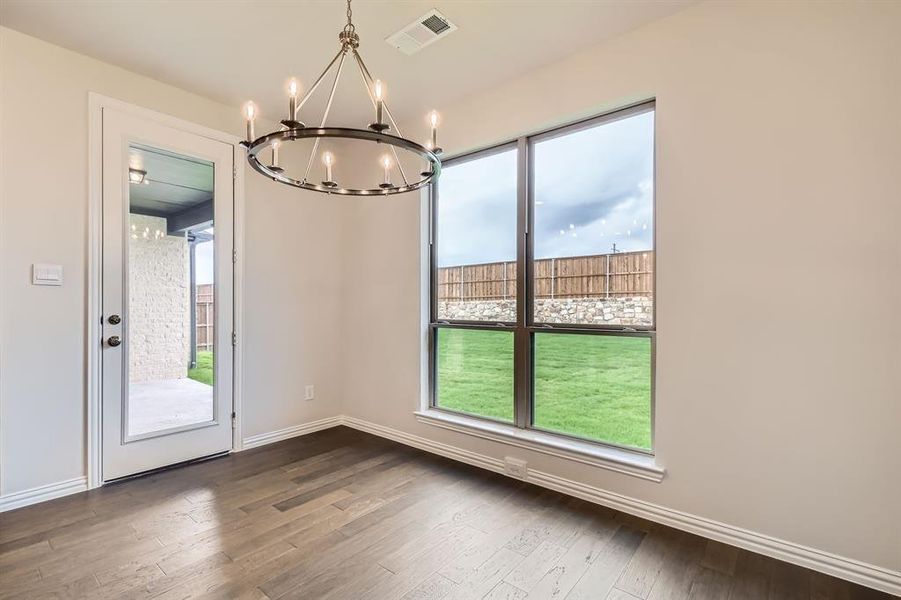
(126, 144), (216, 437)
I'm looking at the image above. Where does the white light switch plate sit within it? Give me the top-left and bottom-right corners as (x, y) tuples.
(32, 263), (63, 286)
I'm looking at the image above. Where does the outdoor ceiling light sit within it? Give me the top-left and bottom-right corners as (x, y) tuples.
(128, 168), (148, 185)
(240, 0), (442, 196)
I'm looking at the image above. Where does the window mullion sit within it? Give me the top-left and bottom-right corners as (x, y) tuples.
(428, 182), (437, 410)
(514, 136), (531, 429)
(428, 183), (437, 325)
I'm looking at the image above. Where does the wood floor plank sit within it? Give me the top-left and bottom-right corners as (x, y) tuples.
(699, 539), (741, 576)
(484, 581), (529, 600)
(608, 588), (645, 600)
(615, 526), (680, 598)
(352, 525), (489, 599)
(769, 559), (812, 600)
(503, 539), (568, 591)
(687, 566), (734, 599)
(566, 525), (646, 600)
(0, 426), (891, 600)
(526, 525), (617, 599)
(645, 530), (707, 600)
(271, 469), (509, 599)
(727, 549), (774, 599)
(444, 546), (526, 600)
(400, 572), (459, 600)
(810, 571), (854, 600)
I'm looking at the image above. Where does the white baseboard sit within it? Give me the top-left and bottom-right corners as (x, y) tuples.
(241, 416), (342, 449)
(338, 416), (901, 596)
(0, 477), (88, 513)
(342, 416), (506, 473)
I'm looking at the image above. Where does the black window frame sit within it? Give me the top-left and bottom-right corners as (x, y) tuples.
(429, 100), (656, 455)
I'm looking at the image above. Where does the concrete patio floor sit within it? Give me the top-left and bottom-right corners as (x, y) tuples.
(129, 377), (213, 436)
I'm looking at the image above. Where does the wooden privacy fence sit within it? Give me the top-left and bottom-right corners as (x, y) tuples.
(437, 250), (653, 301)
(195, 283), (214, 351)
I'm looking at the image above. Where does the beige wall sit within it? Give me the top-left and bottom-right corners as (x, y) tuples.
(341, 0), (901, 574)
(0, 27), (345, 495)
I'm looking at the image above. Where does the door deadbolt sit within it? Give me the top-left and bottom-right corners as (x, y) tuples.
(108, 314), (121, 325)
(107, 335), (122, 347)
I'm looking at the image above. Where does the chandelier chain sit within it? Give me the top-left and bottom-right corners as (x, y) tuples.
(344, 0), (355, 35)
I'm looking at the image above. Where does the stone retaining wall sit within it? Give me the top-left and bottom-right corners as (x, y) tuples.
(438, 297), (653, 326)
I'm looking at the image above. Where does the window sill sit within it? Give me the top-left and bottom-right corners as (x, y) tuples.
(414, 409), (665, 483)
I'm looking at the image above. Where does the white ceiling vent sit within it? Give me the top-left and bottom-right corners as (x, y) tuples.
(386, 9), (457, 55)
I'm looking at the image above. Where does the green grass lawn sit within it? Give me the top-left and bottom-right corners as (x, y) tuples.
(436, 329), (652, 450)
(188, 351), (214, 386)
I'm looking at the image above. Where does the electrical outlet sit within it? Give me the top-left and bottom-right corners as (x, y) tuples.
(304, 385), (315, 401)
(503, 456), (528, 480)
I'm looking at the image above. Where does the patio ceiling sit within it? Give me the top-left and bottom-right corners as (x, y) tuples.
(129, 144), (214, 234)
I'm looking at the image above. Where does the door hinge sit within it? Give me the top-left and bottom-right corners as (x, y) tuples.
(231, 411), (236, 428)
(231, 331), (237, 346)
(232, 248), (237, 263)
(232, 166), (237, 180)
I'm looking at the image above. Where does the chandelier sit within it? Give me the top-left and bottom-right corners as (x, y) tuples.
(240, 0), (442, 196)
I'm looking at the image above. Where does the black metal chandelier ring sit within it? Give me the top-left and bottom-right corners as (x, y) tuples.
(246, 127), (441, 196)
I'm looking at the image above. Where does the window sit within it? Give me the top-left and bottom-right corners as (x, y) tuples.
(430, 102), (655, 453)
(435, 147), (518, 323)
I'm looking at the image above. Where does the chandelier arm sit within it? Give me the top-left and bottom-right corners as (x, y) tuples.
(294, 48), (345, 118)
(353, 50), (407, 139)
(302, 49), (348, 184)
(351, 50), (410, 186)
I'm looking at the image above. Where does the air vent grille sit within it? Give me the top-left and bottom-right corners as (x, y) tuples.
(421, 14), (450, 35)
(386, 9), (457, 55)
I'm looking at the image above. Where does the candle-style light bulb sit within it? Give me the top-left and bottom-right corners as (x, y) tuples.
(243, 101), (256, 141)
(322, 151), (335, 186)
(380, 154), (393, 188)
(370, 80), (387, 131)
(287, 78), (299, 120)
(428, 110), (442, 154)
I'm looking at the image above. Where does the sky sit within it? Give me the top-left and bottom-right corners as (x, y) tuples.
(437, 110), (654, 267)
(195, 233), (214, 285)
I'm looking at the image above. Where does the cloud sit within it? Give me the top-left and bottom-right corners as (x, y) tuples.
(436, 149), (518, 266)
(437, 110), (654, 266)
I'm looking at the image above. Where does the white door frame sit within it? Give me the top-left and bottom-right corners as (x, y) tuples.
(87, 93), (245, 489)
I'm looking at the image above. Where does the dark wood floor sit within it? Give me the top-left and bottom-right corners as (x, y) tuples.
(0, 427), (889, 599)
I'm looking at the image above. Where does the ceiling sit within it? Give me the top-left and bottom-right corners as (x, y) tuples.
(0, 1), (693, 128)
(129, 144), (213, 232)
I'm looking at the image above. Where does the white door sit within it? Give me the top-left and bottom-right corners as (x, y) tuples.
(101, 108), (235, 481)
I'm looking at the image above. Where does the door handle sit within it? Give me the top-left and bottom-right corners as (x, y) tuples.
(107, 335), (122, 347)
